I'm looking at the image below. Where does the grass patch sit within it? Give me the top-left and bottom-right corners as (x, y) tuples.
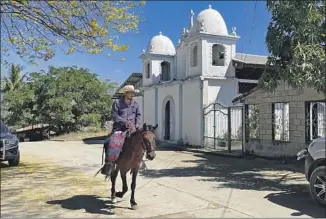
(51, 130), (109, 141)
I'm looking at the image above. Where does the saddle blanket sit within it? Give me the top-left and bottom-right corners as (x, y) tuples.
(106, 131), (126, 161)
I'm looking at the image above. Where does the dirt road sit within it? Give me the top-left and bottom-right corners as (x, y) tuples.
(1, 141), (325, 218)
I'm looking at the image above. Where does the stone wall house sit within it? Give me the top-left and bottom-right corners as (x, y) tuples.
(233, 83), (326, 157)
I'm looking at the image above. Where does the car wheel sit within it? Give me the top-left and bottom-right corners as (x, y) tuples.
(309, 166), (326, 207)
(8, 150), (20, 167)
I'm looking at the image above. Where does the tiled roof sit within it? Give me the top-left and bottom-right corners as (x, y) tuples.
(232, 86), (261, 104)
(113, 72), (143, 98)
(231, 53), (268, 103)
(233, 53), (268, 66)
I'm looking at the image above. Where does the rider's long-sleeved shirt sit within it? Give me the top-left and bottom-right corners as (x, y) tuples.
(111, 97), (141, 132)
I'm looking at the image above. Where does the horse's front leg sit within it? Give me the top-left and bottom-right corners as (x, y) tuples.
(130, 168), (139, 210)
(110, 165), (119, 203)
(115, 170), (128, 198)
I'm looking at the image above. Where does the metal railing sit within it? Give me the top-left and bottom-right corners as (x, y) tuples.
(203, 103), (243, 153)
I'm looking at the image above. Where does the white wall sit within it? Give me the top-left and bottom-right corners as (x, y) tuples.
(201, 38), (237, 78)
(143, 89), (155, 126)
(157, 84), (180, 141)
(133, 96), (143, 125)
(182, 80), (202, 146)
(142, 56), (176, 87)
(187, 40), (202, 78)
(176, 35), (238, 80)
(207, 79), (238, 107)
(176, 41), (187, 80)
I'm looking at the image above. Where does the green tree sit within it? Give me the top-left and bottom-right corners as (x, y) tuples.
(1, 0), (145, 64)
(29, 66), (117, 133)
(1, 82), (35, 128)
(261, 1), (326, 94)
(1, 64), (27, 92)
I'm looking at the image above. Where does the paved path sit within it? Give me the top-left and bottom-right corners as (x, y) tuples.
(1, 141), (325, 218)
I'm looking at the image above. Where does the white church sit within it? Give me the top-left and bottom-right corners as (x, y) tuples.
(114, 5), (267, 148)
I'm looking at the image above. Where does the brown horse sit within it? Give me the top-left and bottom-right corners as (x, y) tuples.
(110, 123), (158, 210)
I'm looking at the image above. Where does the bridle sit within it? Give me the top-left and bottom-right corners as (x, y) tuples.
(141, 130), (155, 153)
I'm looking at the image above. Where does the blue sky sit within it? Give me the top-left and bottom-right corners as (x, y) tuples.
(5, 1), (271, 84)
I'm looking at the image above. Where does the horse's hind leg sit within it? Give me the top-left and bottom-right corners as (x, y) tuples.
(130, 168), (139, 210)
(115, 170), (128, 198)
(110, 165), (119, 203)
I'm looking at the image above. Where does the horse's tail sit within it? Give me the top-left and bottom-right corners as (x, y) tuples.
(93, 165), (104, 178)
(94, 163), (116, 180)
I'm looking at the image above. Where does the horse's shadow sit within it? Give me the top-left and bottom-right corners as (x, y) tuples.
(46, 195), (129, 215)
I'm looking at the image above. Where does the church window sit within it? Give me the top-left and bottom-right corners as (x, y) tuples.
(212, 44), (225, 66)
(146, 62), (150, 78)
(191, 45), (198, 67)
(161, 61), (171, 81)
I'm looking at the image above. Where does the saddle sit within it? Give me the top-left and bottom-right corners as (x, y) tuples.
(95, 129), (146, 180)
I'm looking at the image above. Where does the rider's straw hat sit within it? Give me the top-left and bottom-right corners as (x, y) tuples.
(119, 85), (139, 93)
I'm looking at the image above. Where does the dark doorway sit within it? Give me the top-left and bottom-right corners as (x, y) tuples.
(164, 100), (170, 140)
(161, 61), (170, 81)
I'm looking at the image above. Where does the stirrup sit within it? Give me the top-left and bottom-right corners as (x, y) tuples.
(101, 162), (112, 175)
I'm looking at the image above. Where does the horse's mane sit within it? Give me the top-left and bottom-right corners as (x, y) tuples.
(129, 128), (143, 137)
(129, 127), (155, 139)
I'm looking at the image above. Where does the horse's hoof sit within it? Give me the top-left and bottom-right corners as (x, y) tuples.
(111, 197), (117, 204)
(115, 192), (123, 198)
(131, 204), (139, 210)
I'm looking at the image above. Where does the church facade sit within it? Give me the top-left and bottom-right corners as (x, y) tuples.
(136, 5), (267, 147)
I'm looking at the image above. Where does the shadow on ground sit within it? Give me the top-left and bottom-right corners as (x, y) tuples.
(0, 162), (11, 168)
(141, 148), (325, 217)
(143, 148), (304, 191)
(264, 191), (326, 218)
(82, 136), (107, 145)
(46, 195), (116, 215)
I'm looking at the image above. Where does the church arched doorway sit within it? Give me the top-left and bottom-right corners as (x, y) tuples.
(164, 100), (171, 140)
(162, 95), (175, 141)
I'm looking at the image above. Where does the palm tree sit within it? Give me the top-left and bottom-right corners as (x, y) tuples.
(1, 64), (27, 92)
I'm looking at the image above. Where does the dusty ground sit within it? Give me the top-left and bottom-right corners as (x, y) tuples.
(1, 141), (325, 218)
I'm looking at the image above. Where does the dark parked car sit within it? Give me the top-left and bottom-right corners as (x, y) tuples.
(297, 137), (326, 207)
(0, 121), (20, 166)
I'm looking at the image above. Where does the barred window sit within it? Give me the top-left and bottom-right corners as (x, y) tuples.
(245, 104), (260, 140)
(272, 102), (290, 141)
(305, 101), (326, 142)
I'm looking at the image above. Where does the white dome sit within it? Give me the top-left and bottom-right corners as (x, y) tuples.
(194, 5), (228, 35)
(147, 32), (176, 56)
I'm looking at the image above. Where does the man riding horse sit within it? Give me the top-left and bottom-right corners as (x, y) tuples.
(96, 84), (158, 209)
(101, 84), (145, 175)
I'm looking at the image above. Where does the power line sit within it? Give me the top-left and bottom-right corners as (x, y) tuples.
(244, 0), (258, 63)
(240, 1), (251, 56)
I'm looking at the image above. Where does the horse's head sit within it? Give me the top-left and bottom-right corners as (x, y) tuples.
(141, 123), (158, 161)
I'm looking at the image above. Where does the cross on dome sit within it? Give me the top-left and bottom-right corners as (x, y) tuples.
(190, 9), (194, 27)
(208, 5), (212, 9)
(159, 31), (162, 35)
